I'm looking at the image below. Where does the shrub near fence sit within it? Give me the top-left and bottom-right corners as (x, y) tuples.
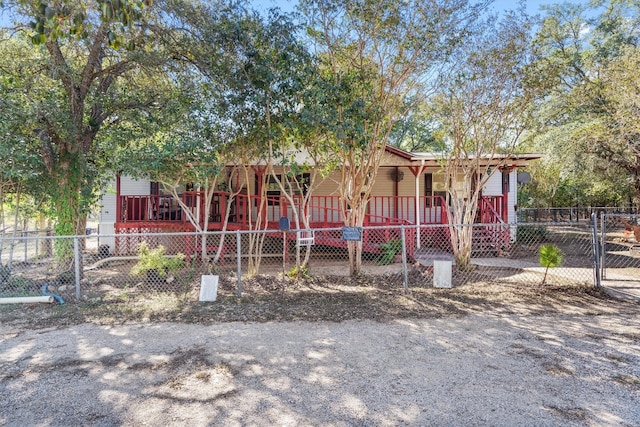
(0, 223), (597, 304)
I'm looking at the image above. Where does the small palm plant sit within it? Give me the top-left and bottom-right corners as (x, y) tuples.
(539, 244), (564, 285)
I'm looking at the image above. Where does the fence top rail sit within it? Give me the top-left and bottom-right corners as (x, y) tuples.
(520, 206), (637, 210)
(601, 213), (640, 218)
(0, 221), (598, 243)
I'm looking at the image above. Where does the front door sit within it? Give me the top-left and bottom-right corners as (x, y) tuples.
(425, 173), (433, 207)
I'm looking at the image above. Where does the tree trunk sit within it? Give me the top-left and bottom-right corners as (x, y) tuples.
(347, 240), (363, 276)
(451, 224), (473, 270)
(344, 197), (367, 276)
(7, 185), (21, 270)
(447, 173), (481, 271)
(51, 156), (83, 269)
(633, 171), (640, 212)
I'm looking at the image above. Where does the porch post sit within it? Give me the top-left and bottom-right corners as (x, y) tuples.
(408, 160), (426, 250)
(501, 166), (513, 223)
(115, 173), (121, 223)
(115, 173), (122, 255)
(196, 186), (202, 229)
(415, 169), (421, 249)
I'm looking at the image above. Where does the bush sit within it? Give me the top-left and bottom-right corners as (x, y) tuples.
(377, 239), (402, 265)
(516, 225), (547, 243)
(131, 243), (185, 280)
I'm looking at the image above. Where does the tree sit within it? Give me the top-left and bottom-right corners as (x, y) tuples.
(433, 8), (540, 269)
(1, 0), (165, 263)
(114, 56), (246, 266)
(118, 1), (316, 273)
(301, 0), (486, 276)
(0, 33), (57, 263)
(220, 7), (311, 275)
(388, 103), (444, 153)
(166, 1), (314, 274)
(530, 0), (640, 209)
(539, 243), (563, 285)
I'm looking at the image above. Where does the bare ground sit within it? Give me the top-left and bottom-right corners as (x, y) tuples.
(1, 275), (639, 426)
(0, 271), (632, 328)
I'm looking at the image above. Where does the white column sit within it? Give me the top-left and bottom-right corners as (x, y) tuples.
(415, 160), (425, 249)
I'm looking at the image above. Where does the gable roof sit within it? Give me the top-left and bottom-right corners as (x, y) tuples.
(383, 145), (542, 167)
(384, 145), (414, 160)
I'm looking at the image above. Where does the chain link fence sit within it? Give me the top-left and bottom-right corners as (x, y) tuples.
(518, 206), (638, 223)
(0, 229), (55, 267)
(0, 222), (600, 305)
(599, 214), (640, 286)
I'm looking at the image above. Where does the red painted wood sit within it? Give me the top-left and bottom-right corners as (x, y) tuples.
(114, 192), (506, 258)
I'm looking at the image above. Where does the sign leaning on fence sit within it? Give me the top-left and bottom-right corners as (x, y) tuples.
(341, 227), (362, 241)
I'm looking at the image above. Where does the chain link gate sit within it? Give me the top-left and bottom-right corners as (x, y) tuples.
(599, 213), (640, 294)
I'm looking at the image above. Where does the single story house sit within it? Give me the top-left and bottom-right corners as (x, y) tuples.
(98, 146), (540, 257)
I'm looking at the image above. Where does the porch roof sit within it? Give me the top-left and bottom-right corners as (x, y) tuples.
(221, 145), (541, 168)
(408, 152), (543, 167)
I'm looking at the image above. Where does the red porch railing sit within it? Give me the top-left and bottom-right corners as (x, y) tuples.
(118, 192), (205, 224)
(479, 195), (506, 223)
(115, 192), (509, 258)
(476, 195), (511, 251)
(117, 193), (505, 228)
(368, 196), (448, 225)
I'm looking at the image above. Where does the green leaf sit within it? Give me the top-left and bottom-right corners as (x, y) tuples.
(31, 33), (46, 45)
(539, 244), (563, 268)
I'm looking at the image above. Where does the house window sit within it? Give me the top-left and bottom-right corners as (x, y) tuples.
(294, 173), (311, 196)
(433, 191), (448, 207)
(258, 173), (311, 203)
(266, 175), (281, 205)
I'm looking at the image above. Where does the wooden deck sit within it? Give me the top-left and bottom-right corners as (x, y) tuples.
(114, 193), (506, 258)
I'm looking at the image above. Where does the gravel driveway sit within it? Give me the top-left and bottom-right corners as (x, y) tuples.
(1, 312), (639, 426)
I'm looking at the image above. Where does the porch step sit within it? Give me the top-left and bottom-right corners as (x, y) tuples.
(472, 225), (510, 254)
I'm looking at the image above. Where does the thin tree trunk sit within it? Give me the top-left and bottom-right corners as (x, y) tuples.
(7, 185), (21, 270)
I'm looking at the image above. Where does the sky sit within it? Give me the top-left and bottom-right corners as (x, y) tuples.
(0, 1), (588, 28)
(491, 0), (556, 15)
(253, 0), (571, 16)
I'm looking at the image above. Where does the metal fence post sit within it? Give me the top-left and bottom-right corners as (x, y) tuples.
(400, 224), (409, 294)
(236, 230), (242, 297)
(74, 236), (81, 300)
(23, 231), (28, 262)
(591, 213), (601, 288)
(600, 213), (606, 280)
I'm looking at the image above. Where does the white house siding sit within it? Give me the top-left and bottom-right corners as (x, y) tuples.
(483, 171), (502, 196)
(99, 183), (117, 224)
(121, 177), (151, 195)
(509, 170), (518, 224)
(99, 177), (151, 253)
(98, 185), (116, 253)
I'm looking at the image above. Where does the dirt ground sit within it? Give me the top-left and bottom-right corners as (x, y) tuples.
(0, 269), (627, 327)
(1, 278), (639, 426)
